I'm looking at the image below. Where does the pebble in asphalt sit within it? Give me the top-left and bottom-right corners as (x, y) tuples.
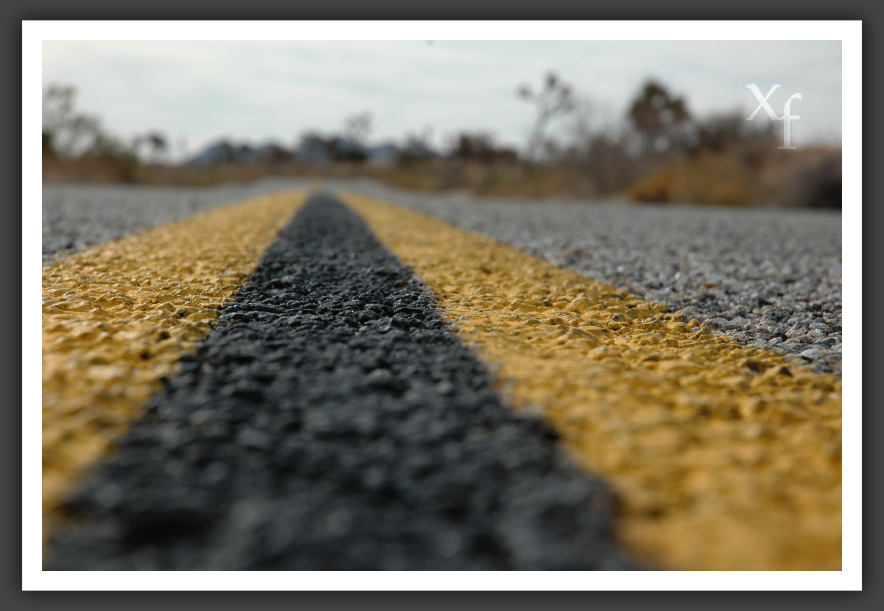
(45, 193), (639, 570)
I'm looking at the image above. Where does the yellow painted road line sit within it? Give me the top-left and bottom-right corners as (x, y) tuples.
(42, 192), (306, 542)
(341, 192), (842, 571)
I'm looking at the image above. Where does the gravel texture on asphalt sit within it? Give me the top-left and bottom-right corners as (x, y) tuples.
(41, 181), (320, 263)
(45, 193), (637, 570)
(41, 179), (842, 375)
(336, 180), (843, 377)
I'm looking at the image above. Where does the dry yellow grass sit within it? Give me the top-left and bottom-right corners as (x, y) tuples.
(42, 145), (840, 208)
(629, 146), (841, 207)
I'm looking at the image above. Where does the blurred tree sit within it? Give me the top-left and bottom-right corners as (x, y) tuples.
(296, 130), (366, 163)
(627, 79), (691, 156)
(87, 132), (135, 161)
(42, 130), (55, 157)
(398, 127), (437, 167)
(42, 84), (76, 155)
(42, 84), (103, 158)
(447, 131), (516, 163)
(146, 131), (169, 163)
(584, 130), (639, 193)
(42, 83), (141, 181)
(450, 131), (492, 159)
(343, 111), (372, 147)
(517, 71), (576, 162)
(81, 131), (140, 181)
(297, 131), (333, 164)
(129, 131), (171, 163)
(691, 110), (777, 154)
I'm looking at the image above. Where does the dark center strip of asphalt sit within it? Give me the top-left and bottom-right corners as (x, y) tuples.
(45, 192), (639, 570)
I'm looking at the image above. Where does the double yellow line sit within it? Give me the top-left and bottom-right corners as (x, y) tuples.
(42, 190), (841, 570)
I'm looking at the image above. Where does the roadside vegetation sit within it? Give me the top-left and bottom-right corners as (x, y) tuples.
(41, 76), (841, 209)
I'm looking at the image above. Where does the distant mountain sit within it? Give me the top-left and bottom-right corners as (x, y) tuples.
(187, 140), (294, 166)
(186, 141), (248, 166)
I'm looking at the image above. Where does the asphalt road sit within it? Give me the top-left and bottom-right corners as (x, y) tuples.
(40, 179), (844, 571)
(43, 178), (843, 376)
(45, 193), (636, 570)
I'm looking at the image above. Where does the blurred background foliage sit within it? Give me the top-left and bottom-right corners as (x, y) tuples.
(41, 74), (841, 209)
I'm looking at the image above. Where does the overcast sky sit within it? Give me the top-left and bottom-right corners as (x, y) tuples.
(41, 38), (841, 161)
